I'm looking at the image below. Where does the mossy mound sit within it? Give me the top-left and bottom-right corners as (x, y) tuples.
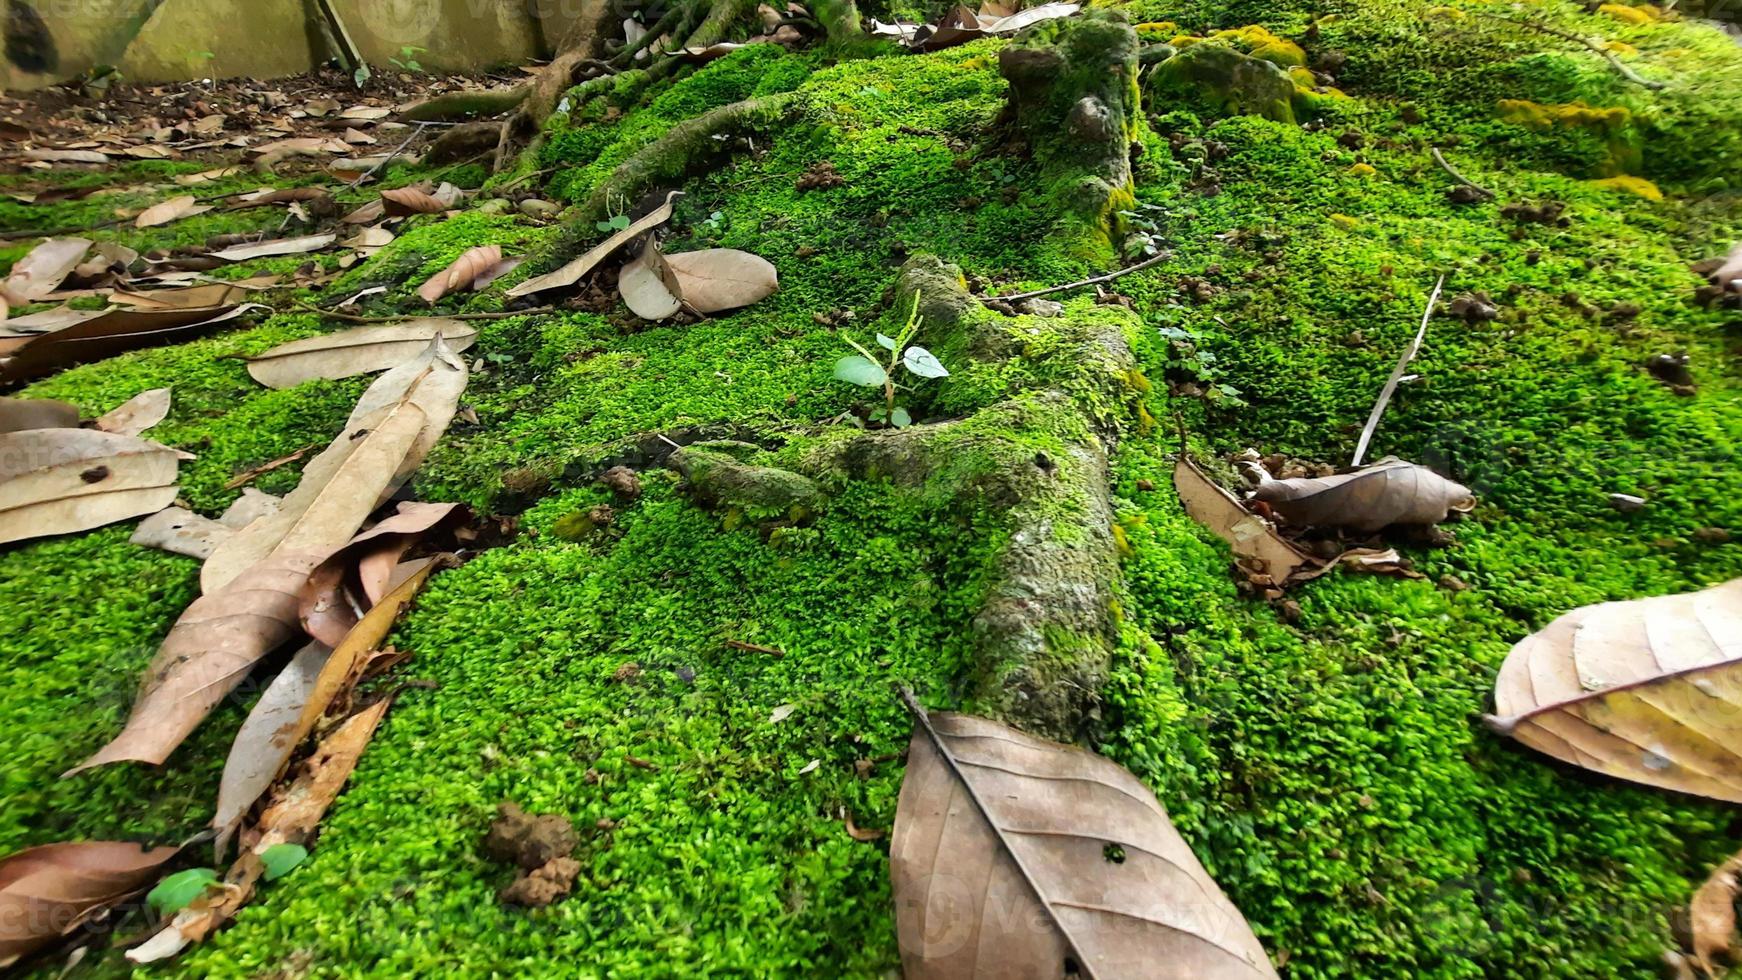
(1, 0), (1741, 976)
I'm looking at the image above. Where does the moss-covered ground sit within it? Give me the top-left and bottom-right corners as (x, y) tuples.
(3, 0), (1741, 975)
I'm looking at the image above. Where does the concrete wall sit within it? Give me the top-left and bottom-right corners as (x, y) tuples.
(2, 0), (548, 91)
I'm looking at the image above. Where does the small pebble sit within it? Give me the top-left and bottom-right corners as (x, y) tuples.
(1026, 298), (1065, 317)
(519, 198), (562, 219)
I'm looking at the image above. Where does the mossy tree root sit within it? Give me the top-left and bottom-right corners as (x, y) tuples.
(579, 93), (800, 222)
(801, 256), (1140, 739)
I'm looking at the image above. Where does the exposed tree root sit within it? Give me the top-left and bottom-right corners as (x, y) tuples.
(402, 89), (530, 123)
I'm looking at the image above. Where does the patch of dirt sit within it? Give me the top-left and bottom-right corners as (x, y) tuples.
(484, 801), (582, 908)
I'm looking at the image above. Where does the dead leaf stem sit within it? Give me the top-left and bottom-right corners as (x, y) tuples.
(984, 251), (1171, 303)
(1431, 148), (1494, 199)
(1352, 274), (1445, 468)
(1476, 13), (1667, 90)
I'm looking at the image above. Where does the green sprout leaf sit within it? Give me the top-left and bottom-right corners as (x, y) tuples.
(260, 843), (309, 881)
(148, 868), (219, 917)
(876, 333), (898, 351)
(902, 346), (949, 379)
(833, 355), (888, 387)
(609, 214), (632, 231)
(891, 407), (913, 428)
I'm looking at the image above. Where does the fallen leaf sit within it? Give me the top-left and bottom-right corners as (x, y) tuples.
(1714, 243), (1742, 291)
(207, 234), (337, 262)
(130, 506), (233, 560)
(0, 429), (182, 545)
(216, 557), (440, 848)
(418, 245), (502, 304)
(175, 167), (242, 186)
(110, 283), (248, 310)
(340, 106), (392, 121)
(618, 238), (683, 321)
(245, 320), (478, 389)
(94, 388), (172, 437)
(342, 200), (386, 225)
(119, 145), (174, 160)
(135, 195), (214, 229)
(225, 187), (334, 212)
(471, 255), (524, 291)
(342, 226), (395, 254)
(663, 248), (779, 314)
(508, 191), (681, 297)
(0, 397), (80, 433)
(381, 183), (461, 217)
(221, 488), (282, 528)
(892, 701), (1278, 978)
(0, 304), (260, 384)
(0, 841), (180, 968)
(1692, 844), (1742, 974)
(2, 238), (92, 305)
(202, 337), (468, 593)
(67, 550), (327, 773)
(129, 698), (392, 963)
(342, 128), (377, 145)
(299, 502), (461, 645)
(1175, 455), (1318, 583)
(1487, 578), (1742, 802)
(223, 445), (314, 490)
(22, 149), (109, 164)
(769, 703), (796, 724)
(1249, 457), (1475, 532)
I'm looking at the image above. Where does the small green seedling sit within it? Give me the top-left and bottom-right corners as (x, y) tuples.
(260, 843), (309, 881)
(389, 46), (426, 72)
(595, 213), (633, 233)
(832, 297), (949, 428)
(147, 868), (219, 917)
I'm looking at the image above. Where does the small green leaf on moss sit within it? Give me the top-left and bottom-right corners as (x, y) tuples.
(148, 868), (218, 916)
(834, 355), (887, 386)
(260, 843), (308, 881)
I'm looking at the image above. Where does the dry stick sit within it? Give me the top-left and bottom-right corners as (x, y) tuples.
(1351, 274), (1447, 468)
(1432, 147), (1494, 198)
(985, 251), (1172, 304)
(293, 301), (554, 323)
(1480, 13), (1667, 90)
(896, 685), (1100, 980)
(344, 123), (429, 191)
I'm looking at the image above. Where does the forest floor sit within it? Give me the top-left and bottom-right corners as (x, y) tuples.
(2, 0), (1742, 976)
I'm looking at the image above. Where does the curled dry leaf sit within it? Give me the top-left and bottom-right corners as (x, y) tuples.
(130, 506), (232, 561)
(134, 195), (213, 229)
(1249, 457), (1475, 532)
(0, 304), (260, 385)
(0, 429), (181, 545)
(245, 320), (477, 389)
(892, 698), (1278, 979)
(94, 388), (172, 437)
(381, 183), (461, 217)
(131, 698), (392, 964)
(0, 396), (80, 433)
(1691, 844), (1742, 974)
(68, 551), (326, 773)
(110, 283), (248, 310)
(203, 336), (468, 593)
(300, 502), (462, 645)
(508, 191), (681, 297)
(1, 238), (91, 305)
(1175, 455), (1318, 584)
(0, 841), (180, 968)
(343, 200), (386, 225)
(619, 238), (683, 321)
(1487, 578), (1742, 802)
(343, 225), (395, 255)
(215, 557), (443, 851)
(418, 245), (502, 304)
(207, 234), (337, 262)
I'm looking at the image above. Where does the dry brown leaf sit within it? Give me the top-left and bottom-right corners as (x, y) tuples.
(664, 248), (779, 314)
(207, 234), (337, 262)
(341, 106), (392, 121)
(508, 191), (681, 297)
(214, 559), (442, 850)
(343, 225), (395, 255)
(343, 200), (386, 225)
(300, 502), (460, 645)
(418, 246), (503, 304)
(246, 320), (478, 389)
(1487, 578), (1742, 802)
(2, 238), (91, 305)
(135, 195), (214, 229)
(381, 183), (461, 217)
(67, 550), (327, 773)
(1249, 457), (1475, 532)
(22, 148), (109, 164)
(892, 699), (1278, 979)
(0, 396), (79, 433)
(94, 388), (171, 437)
(0, 304), (260, 384)
(0, 841), (180, 968)
(1714, 244), (1742, 291)
(619, 238), (683, 321)
(130, 506), (233, 560)
(225, 187), (334, 212)
(175, 167), (242, 186)
(0, 429), (181, 545)
(131, 697), (392, 963)
(1691, 844), (1742, 974)
(110, 283), (248, 310)
(1175, 456), (1318, 583)
(202, 336), (468, 593)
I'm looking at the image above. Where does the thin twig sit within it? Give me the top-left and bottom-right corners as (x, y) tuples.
(985, 251), (1172, 304)
(495, 167), (555, 194)
(294, 301), (554, 323)
(1431, 148), (1494, 199)
(345, 122), (428, 191)
(896, 685), (1100, 980)
(725, 639), (786, 657)
(1352, 275), (1446, 468)
(1478, 13), (1667, 89)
